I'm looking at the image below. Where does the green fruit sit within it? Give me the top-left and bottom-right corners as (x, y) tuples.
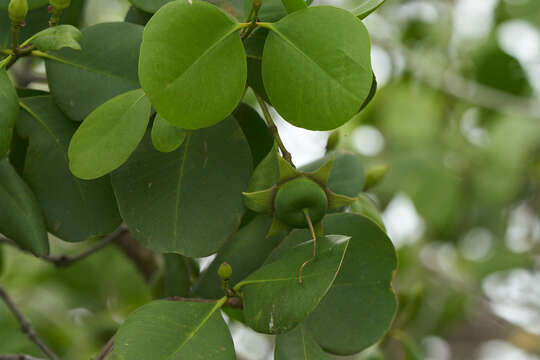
(274, 177), (328, 228)
(8, 0), (28, 25)
(218, 262), (233, 281)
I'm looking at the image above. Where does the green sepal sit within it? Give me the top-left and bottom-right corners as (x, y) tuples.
(267, 216), (290, 238)
(364, 164), (388, 190)
(277, 153), (298, 182)
(243, 186), (276, 214)
(327, 190), (357, 210)
(309, 156), (334, 186)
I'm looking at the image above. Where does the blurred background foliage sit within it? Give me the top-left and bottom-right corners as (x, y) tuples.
(0, 0), (539, 359)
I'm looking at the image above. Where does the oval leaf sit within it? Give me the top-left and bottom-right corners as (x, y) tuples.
(17, 96), (121, 242)
(0, 158), (48, 255)
(235, 235), (350, 334)
(139, 0), (247, 129)
(275, 325), (329, 360)
(111, 117), (252, 257)
(274, 213), (397, 354)
(68, 89), (151, 180)
(46, 22), (143, 121)
(151, 114), (187, 153)
(262, 6), (373, 130)
(27, 24), (82, 51)
(113, 300), (235, 359)
(351, 0), (386, 19)
(0, 69), (18, 158)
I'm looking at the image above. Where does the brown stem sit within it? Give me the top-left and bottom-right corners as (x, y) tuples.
(0, 287), (59, 360)
(96, 336), (114, 360)
(298, 209), (317, 284)
(254, 93), (295, 167)
(113, 232), (159, 283)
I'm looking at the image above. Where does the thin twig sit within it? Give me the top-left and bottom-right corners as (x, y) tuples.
(0, 226), (128, 267)
(96, 336), (114, 360)
(298, 209), (317, 284)
(254, 93), (295, 166)
(0, 287), (59, 360)
(42, 226), (128, 267)
(0, 355), (46, 360)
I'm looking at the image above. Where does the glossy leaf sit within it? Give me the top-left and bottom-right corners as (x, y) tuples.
(275, 325), (329, 360)
(68, 89), (151, 180)
(46, 22), (142, 121)
(151, 114), (187, 153)
(194, 215), (285, 299)
(281, 0), (307, 13)
(351, 0), (386, 19)
(235, 235), (350, 334)
(111, 118), (252, 256)
(113, 299), (235, 359)
(0, 158), (49, 255)
(139, 0), (247, 129)
(27, 24), (82, 51)
(232, 103), (273, 167)
(129, 0), (172, 13)
(262, 6), (373, 130)
(125, 5), (152, 25)
(273, 213), (397, 354)
(17, 96), (121, 242)
(301, 152), (365, 198)
(0, 69), (18, 159)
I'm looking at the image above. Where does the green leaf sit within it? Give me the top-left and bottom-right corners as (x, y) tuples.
(0, 0), (47, 10)
(235, 235), (350, 334)
(281, 0), (306, 13)
(232, 103), (273, 167)
(139, 0), (247, 130)
(350, 193), (386, 231)
(273, 213), (397, 354)
(262, 6), (373, 130)
(129, 0), (172, 13)
(26, 24), (82, 51)
(16, 96), (121, 242)
(351, 0), (386, 19)
(68, 89), (151, 180)
(151, 114), (187, 153)
(301, 152), (365, 198)
(162, 253), (192, 297)
(275, 325), (329, 360)
(0, 158), (48, 255)
(111, 117), (252, 257)
(0, 69), (18, 159)
(113, 299), (235, 359)
(45, 22), (143, 121)
(194, 215), (285, 299)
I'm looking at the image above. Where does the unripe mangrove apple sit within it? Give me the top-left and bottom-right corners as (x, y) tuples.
(8, 0), (28, 25)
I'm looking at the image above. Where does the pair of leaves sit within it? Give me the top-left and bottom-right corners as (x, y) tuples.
(16, 96), (121, 242)
(268, 213), (397, 354)
(139, 1), (372, 131)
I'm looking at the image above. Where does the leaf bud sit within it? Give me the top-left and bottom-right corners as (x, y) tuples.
(218, 262), (232, 281)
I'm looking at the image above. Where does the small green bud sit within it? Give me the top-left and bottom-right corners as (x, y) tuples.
(218, 262), (232, 281)
(8, 0), (28, 25)
(49, 0), (71, 10)
(364, 164), (388, 190)
(326, 130), (340, 152)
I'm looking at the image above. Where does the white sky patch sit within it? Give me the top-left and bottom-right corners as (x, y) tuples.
(453, 0), (498, 40)
(422, 336), (452, 360)
(382, 193), (425, 248)
(352, 125), (385, 156)
(477, 340), (540, 360)
(459, 227), (493, 261)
